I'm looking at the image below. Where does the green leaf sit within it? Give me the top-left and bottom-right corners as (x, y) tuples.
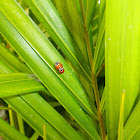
(124, 101), (140, 140)
(55, 0), (88, 62)
(106, 1), (140, 139)
(0, 117), (29, 140)
(0, 0), (96, 118)
(25, 0), (91, 81)
(130, 128), (140, 140)
(0, 73), (46, 98)
(4, 96), (65, 140)
(93, 13), (105, 74)
(0, 63), (66, 139)
(0, 43), (31, 73)
(0, 54), (83, 140)
(21, 93), (83, 140)
(85, 0), (96, 29)
(30, 132), (40, 140)
(0, 9), (100, 140)
(98, 0), (105, 28)
(0, 59), (53, 97)
(88, 26), (94, 57)
(118, 90), (125, 140)
(0, 59), (15, 74)
(100, 87), (106, 115)
(0, 34), (6, 44)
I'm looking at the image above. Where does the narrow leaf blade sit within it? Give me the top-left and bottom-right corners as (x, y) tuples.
(0, 11), (100, 139)
(118, 90), (125, 140)
(0, 118), (29, 140)
(21, 93), (83, 140)
(124, 101), (140, 140)
(0, 0), (96, 118)
(0, 73), (46, 98)
(0, 44), (31, 73)
(106, 1), (140, 139)
(25, 0), (91, 81)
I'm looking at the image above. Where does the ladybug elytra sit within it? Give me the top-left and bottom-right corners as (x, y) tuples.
(55, 62), (64, 73)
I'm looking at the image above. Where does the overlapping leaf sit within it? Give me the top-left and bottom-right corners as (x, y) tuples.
(93, 12), (105, 74)
(124, 101), (140, 140)
(0, 50), (83, 140)
(5, 96), (66, 140)
(55, 0), (88, 62)
(0, 2), (100, 138)
(25, 0), (91, 81)
(0, 73), (46, 98)
(0, 0), (97, 118)
(85, 0), (96, 29)
(0, 44), (31, 73)
(106, 0), (140, 139)
(0, 118), (29, 140)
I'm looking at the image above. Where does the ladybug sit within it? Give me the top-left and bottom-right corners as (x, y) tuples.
(55, 62), (63, 70)
(58, 67), (64, 73)
(55, 62), (64, 73)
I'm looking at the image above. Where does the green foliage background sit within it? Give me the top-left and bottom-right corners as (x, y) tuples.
(0, 0), (139, 140)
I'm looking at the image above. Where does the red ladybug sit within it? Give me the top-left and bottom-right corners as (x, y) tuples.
(55, 62), (64, 73)
(58, 67), (64, 73)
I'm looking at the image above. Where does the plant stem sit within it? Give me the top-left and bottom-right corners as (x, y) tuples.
(0, 106), (11, 110)
(79, 0), (93, 68)
(79, 0), (106, 139)
(17, 114), (25, 135)
(43, 124), (47, 140)
(92, 77), (106, 140)
(8, 105), (15, 127)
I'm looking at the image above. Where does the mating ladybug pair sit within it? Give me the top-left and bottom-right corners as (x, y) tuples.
(55, 62), (64, 73)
